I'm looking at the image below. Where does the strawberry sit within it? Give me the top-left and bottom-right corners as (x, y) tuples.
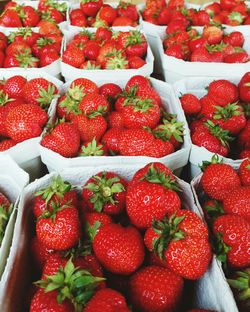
(93, 223), (144, 275)
(83, 41), (101, 61)
(202, 26), (223, 45)
(126, 164), (181, 229)
(20, 6), (40, 27)
(80, 0), (103, 17)
(108, 111), (124, 128)
(39, 50), (59, 67)
(99, 83), (122, 100)
(0, 191), (13, 244)
(204, 2), (221, 16)
(239, 158), (250, 186)
(128, 56), (146, 69)
(239, 72), (250, 102)
(6, 104), (47, 143)
(200, 157), (241, 200)
(117, 1), (139, 22)
(62, 46), (85, 68)
(22, 78), (58, 108)
(82, 171), (127, 215)
(32, 176), (78, 218)
(3, 75), (27, 99)
(238, 120), (250, 150)
(165, 44), (186, 60)
(4, 49), (39, 68)
(112, 16), (135, 26)
(223, 31), (244, 47)
(101, 128), (122, 153)
(125, 75), (151, 92)
(73, 114), (107, 142)
(192, 10), (210, 26)
(144, 210), (211, 280)
(70, 78), (99, 100)
(180, 93), (201, 115)
(0, 139), (16, 151)
(36, 204), (80, 251)
(224, 51), (249, 63)
(189, 37), (207, 53)
(207, 79), (239, 106)
(31, 237), (54, 270)
(130, 265), (183, 312)
(213, 214), (250, 268)
(99, 5), (117, 25)
(0, 9), (22, 27)
(124, 31), (148, 58)
(84, 288), (129, 311)
(79, 94), (110, 115)
(84, 212), (112, 240)
(79, 139), (107, 157)
(222, 187), (250, 222)
(95, 27), (112, 41)
(41, 122), (81, 158)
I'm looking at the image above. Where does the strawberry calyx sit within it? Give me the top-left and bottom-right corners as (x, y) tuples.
(67, 84), (87, 102)
(0, 203), (13, 245)
(229, 11), (244, 24)
(86, 220), (102, 241)
(153, 117), (184, 143)
(206, 41), (226, 53)
(38, 85), (58, 109)
(200, 154), (222, 171)
(59, 95), (81, 115)
(36, 37), (54, 48)
(213, 232), (231, 264)
(141, 164), (180, 191)
(35, 258), (105, 312)
(105, 54), (128, 70)
(79, 30), (94, 40)
(125, 30), (145, 47)
(8, 27), (33, 42)
(81, 0), (99, 3)
(35, 176), (73, 206)
(84, 172), (125, 212)
(41, 10), (57, 23)
(203, 199), (224, 220)
(227, 269), (250, 303)
(82, 61), (101, 70)
(213, 102), (242, 121)
(15, 49), (39, 68)
(86, 106), (107, 118)
(48, 1), (67, 13)
(151, 214), (186, 260)
(93, 17), (108, 28)
(0, 90), (14, 106)
(205, 120), (234, 147)
(123, 97), (154, 112)
(61, 240), (92, 259)
(79, 138), (105, 157)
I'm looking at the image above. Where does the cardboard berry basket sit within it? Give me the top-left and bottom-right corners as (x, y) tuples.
(0, 69), (63, 180)
(0, 1), (70, 31)
(60, 27), (154, 82)
(0, 155), (29, 282)
(0, 164), (237, 311)
(39, 77), (191, 175)
(0, 27), (63, 77)
(191, 172), (241, 312)
(155, 28), (250, 83)
(173, 75), (246, 178)
(65, 1), (143, 32)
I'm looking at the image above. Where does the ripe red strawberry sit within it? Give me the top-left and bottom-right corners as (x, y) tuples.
(144, 210), (211, 280)
(117, 1), (139, 22)
(99, 83), (122, 100)
(22, 78), (58, 108)
(108, 111), (124, 128)
(36, 205), (80, 251)
(203, 26), (223, 45)
(6, 104), (47, 143)
(130, 265), (184, 312)
(82, 171), (127, 215)
(101, 128), (123, 154)
(39, 50), (59, 67)
(84, 212), (112, 240)
(192, 10), (210, 26)
(126, 164), (181, 229)
(30, 289), (74, 312)
(93, 223), (144, 275)
(84, 288), (129, 312)
(3, 75), (27, 99)
(125, 31), (148, 58)
(79, 94), (110, 115)
(95, 27), (112, 41)
(0, 9), (22, 27)
(4, 49), (39, 68)
(69, 78), (99, 101)
(180, 93), (201, 115)
(31, 237), (54, 270)
(80, 0), (103, 17)
(112, 16), (135, 26)
(239, 72), (250, 102)
(128, 55), (146, 68)
(99, 5), (117, 25)
(32, 176), (78, 218)
(73, 114), (107, 142)
(189, 37), (207, 53)
(20, 6), (40, 27)
(201, 158), (241, 200)
(41, 122), (81, 158)
(224, 51), (249, 63)
(165, 44), (186, 60)
(239, 158), (250, 186)
(213, 214), (250, 268)
(223, 31), (244, 47)
(238, 119), (250, 149)
(62, 46), (85, 68)
(207, 80), (239, 106)
(125, 75), (151, 91)
(222, 187), (250, 222)
(0, 139), (16, 151)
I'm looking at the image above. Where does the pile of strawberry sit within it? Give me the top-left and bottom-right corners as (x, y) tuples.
(0, 75), (59, 151)
(142, 0), (249, 26)
(197, 156), (250, 311)
(62, 29), (148, 70)
(28, 163), (212, 311)
(164, 24), (249, 63)
(180, 73), (250, 159)
(40, 75), (185, 158)
(0, 27), (62, 68)
(0, 0), (67, 27)
(0, 190), (13, 246)
(70, 0), (139, 28)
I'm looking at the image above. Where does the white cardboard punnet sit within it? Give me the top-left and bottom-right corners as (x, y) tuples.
(39, 77), (191, 173)
(0, 155), (29, 282)
(0, 164), (235, 311)
(60, 27), (154, 82)
(0, 70), (63, 179)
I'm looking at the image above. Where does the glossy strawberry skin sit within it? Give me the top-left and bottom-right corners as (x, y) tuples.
(3, 75), (27, 98)
(239, 158), (250, 186)
(207, 80), (239, 106)
(93, 223), (145, 275)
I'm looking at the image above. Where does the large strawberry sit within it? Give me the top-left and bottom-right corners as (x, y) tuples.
(80, 0), (103, 17)
(79, 93), (110, 115)
(200, 156), (241, 200)
(130, 265), (184, 312)
(6, 103), (48, 143)
(36, 203), (80, 251)
(41, 122), (81, 158)
(213, 214), (250, 268)
(3, 75), (27, 98)
(82, 171), (127, 215)
(144, 210), (211, 280)
(126, 163), (181, 229)
(207, 80), (239, 106)
(93, 223), (145, 275)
